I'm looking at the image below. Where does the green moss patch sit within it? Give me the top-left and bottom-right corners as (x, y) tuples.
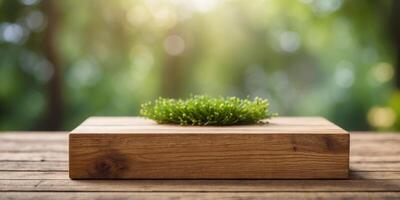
(140, 95), (275, 126)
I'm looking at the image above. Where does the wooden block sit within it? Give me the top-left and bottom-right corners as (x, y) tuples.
(69, 117), (349, 179)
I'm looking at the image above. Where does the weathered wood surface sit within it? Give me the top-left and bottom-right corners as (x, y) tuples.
(0, 132), (399, 199)
(70, 117), (349, 179)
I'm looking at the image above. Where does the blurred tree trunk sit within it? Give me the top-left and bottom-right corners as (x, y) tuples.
(162, 55), (183, 98)
(42, 0), (63, 130)
(389, 0), (400, 89)
(161, 29), (184, 98)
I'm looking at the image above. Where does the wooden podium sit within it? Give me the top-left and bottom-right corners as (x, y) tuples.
(69, 117), (349, 179)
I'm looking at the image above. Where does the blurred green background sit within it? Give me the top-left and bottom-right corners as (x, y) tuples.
(1, 0), (400, 131)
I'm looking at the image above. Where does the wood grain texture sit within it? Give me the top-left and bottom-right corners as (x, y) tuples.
(69, 117), (349, 179)
(2, 179), (400, 192)
(71, 117), (347, 134)
(3, 171), (400, 180)
(2, 192), (399, 200)
(0, 132), (399, 199)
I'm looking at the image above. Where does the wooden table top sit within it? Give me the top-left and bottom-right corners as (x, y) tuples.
(1, 132), (399, 199)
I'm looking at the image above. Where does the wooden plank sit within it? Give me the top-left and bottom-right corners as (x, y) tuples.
(1, 171), (400, 180)
(0, 161), (67, 171)
(350, 171), (400, 180)
(0, 144), (67, 153)
(1, 192), (400, 200)
(0, 132), (67, 141)
(71, 117), (346, 134)
(1, 179), (400, 192)
(351, 156), (400, 162)
(0, 171), (68, 179)
(351, 132), (400, 140)
(70, 117), (349, 179)
(0, 133), (67, 152)
(0, 152), (67, 161)
(350, 163), (400, 171)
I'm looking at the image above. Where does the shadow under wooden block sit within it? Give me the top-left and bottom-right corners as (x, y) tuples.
(69, 117), (349, 179)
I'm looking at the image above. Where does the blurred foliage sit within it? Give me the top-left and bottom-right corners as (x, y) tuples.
(0, 0), (399, 131)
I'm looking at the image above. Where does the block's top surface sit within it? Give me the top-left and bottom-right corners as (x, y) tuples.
(71, 117), (348, 134)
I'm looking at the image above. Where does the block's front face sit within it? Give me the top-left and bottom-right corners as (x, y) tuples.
(69, 117), (349, 179)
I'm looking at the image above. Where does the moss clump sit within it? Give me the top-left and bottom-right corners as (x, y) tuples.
(140, 95), (275, 126)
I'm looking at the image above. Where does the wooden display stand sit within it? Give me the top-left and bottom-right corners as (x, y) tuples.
(69, 117), (349, 179)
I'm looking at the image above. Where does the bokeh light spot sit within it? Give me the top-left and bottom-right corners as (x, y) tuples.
(26, 11), (46, 32)
(164, 34), (185, 56)
(67, 60), (101, 88)
(0, 23), (25, 44)
(335, 61), (354, 88)
(33, 59), (54, 83)
(371, 62), (394, 83)
(279, 31), (300, 53)
(367, 106), (397, 129)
